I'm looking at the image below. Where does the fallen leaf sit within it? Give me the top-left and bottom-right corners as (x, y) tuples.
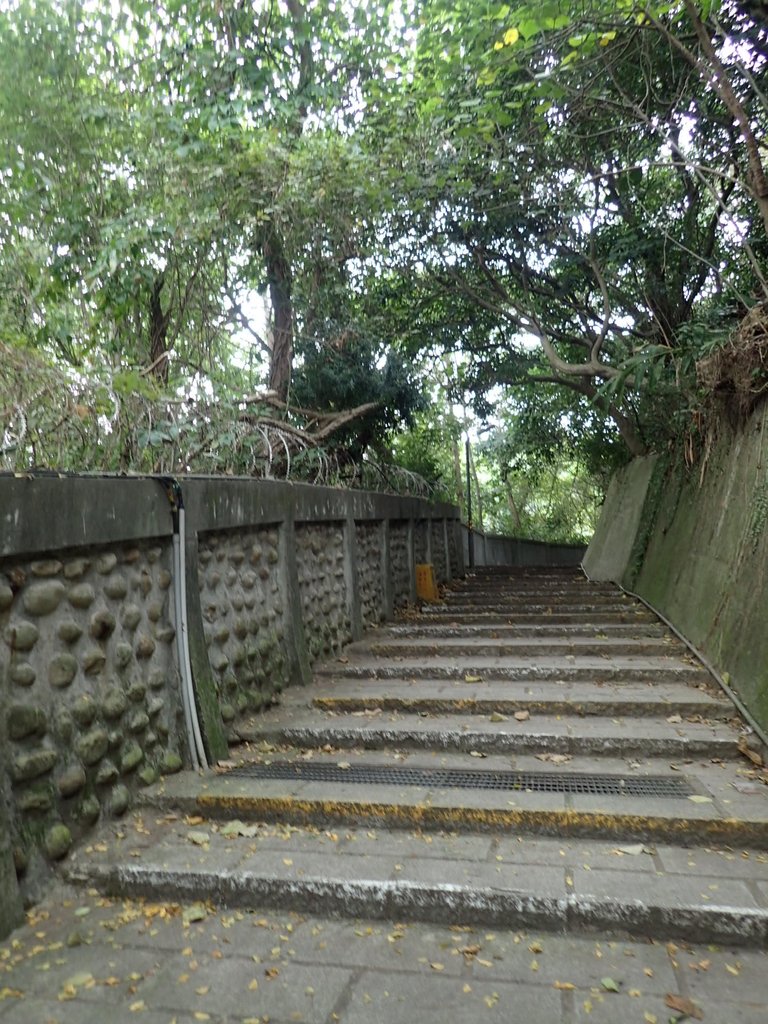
(489, 712), (507, 723)
(738, 737), (764, 767)
(220, 821), (260, 838)
(528, 941), (543, 953)
(514, 710), (530, 722)
(469, 750), (487, 758)
(464, 674), (483, 684)
(536, 753), (572, 764)
(688, 795), (713, 804)
(184, 815), (204, 826)
(129, 1000), (147, 1012)
(725, 963), (740, 976)
(666, 714), (683, 724)
(554, 981), (575, 990)
(643, 1014), (657, 1024)
(186, 831), (210, 846)
(614, 844), (646, 856)
(264, 967), (280, 980)
(664, 993), (703, 1019)
(732, 780), (764, 795)
(248, 980), (259, 991)
(65, 972), (94, 989)
(430, 962), (445, 971)
(337, 761), (351, 770)
(600, 977), (620, 993)
(182, 904), (207, 926)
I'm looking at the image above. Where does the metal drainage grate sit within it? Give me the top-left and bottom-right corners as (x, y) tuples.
(226, 761), (695, 798)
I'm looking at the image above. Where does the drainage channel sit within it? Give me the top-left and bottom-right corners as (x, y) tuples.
(226, 762), (695, 798)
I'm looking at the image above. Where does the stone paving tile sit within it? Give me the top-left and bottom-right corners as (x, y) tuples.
(397, 858), (567, 897)
(0, 998), (207, 1024)
(236, 850), (400, 884)
(338, 969), (565, 1024)
(570, 867), (762, 910)
(655, 844), (768, 880)
(135, 951), (352, 1022)
(4, 890), (767, 1023)
(493, 835), (661, 873)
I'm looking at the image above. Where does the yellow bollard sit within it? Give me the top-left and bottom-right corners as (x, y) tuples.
(415, 563), (440, 602)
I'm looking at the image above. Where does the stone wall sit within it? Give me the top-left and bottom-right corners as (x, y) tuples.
(0, 475), (462, 926)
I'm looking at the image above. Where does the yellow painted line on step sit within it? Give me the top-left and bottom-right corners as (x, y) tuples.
(195, 795), (768, 845)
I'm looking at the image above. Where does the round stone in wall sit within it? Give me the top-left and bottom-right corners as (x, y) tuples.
(96, 553), (118, 574)
(7, 704), (47, 740)
(101, 686), (128, 720)
(108, 784), (130, 817)
(48, 654), (78, 687)
(95, 759), (118, 785)
(56, 763), (87, 798)
(44, 823), (73, 860)
(23, 581), (66, 615)
(4, 621), (39, 651)
(30, 560), (63, 577)
(58, 620), (84, 644)
(68, 583), (96, 609)
(75, 728), (109, 766)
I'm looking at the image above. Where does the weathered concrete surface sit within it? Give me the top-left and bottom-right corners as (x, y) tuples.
(582, 455), (658, 584)
(3, 883), (767, 1024)
(584, 406), (768, 734)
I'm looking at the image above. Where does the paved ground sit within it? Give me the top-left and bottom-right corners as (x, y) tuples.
(3, 566), (768, 1021)
(1, 882), (767, 1023)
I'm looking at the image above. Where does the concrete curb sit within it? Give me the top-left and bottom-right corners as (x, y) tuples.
(76, 862), (768, 949)
(138, 791), (768, 847)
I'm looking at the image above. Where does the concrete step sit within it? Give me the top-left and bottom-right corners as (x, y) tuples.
(314, 656), (710, 686)
(63, 808), (768, 947)
(287, 678), (732, 720)
(409, 611), (658, 624)
(136, 746), (768, 852)
(358, 637), (685, 658)
(425, 602), (644, 616)
(438, 589), (638, 602)
(236, 709), (740, 759)
(385, 622), (671, 638)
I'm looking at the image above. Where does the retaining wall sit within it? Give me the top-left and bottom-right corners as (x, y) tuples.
(0, 475), (462, 927)
(583, 404), (768, 735)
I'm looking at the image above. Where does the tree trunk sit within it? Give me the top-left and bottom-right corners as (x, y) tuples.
(262, 226), (294, 402)
(452, 436), (465, 518)
(149, 273), (170, 385)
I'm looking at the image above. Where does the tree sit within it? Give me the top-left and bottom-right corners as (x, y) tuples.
(358, 0), (768, 458)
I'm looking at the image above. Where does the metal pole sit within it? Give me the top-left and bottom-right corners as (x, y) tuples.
(465, 436), (474, 569)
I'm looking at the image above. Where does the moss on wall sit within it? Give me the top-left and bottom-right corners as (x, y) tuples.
(586, 406), (768, 734)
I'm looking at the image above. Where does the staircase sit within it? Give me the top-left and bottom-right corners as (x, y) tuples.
(65, 567), (768, 948)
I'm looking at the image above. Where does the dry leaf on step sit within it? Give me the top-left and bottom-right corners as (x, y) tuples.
(664, 994), (703, 1019)
(514, 710), (530, 722)
(737, 737), (764, 767)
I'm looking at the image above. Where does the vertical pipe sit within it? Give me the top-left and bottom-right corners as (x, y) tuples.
(465, 436), (474, 569)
